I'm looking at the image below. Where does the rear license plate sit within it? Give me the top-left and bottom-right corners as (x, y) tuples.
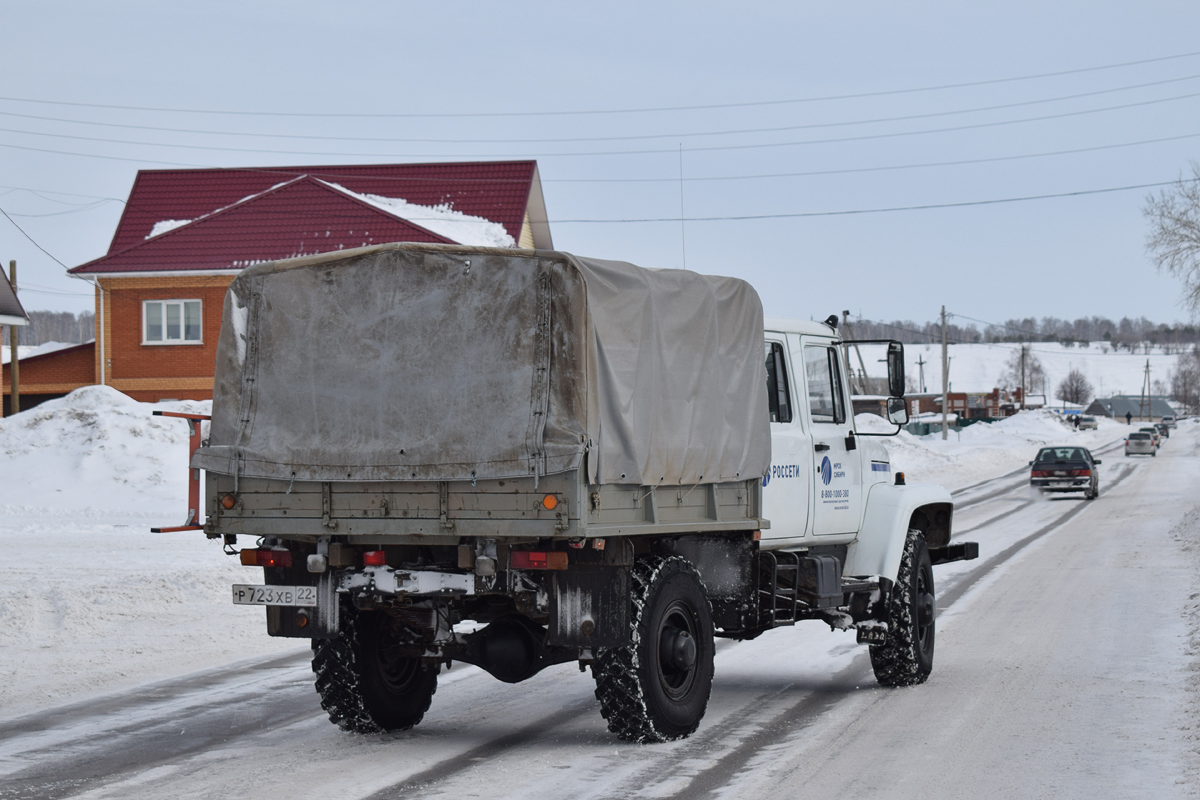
(232, 584), (317, 607)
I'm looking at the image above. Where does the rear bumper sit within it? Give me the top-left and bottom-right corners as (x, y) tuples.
(1030, 479), (1090, 492)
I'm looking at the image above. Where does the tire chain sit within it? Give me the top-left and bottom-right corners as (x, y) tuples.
(591, 555), (705, 743)
(869, 528), (930, 687)
(310, 599), (390, 733)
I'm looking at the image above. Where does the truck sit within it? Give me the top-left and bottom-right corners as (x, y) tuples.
(155, 243), (977, 743)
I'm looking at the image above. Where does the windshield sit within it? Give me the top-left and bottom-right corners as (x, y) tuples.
(1129, 433), (1150, 440)
(1035, 447), (1087, 462)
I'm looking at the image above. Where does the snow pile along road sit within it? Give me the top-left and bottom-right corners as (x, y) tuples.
(856, 408), (1127, 489)
(0, 387), (303, 721)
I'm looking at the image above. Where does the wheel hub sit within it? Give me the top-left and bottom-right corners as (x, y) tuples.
(661, 626), (697, 672)
(917, 592), (935, 627)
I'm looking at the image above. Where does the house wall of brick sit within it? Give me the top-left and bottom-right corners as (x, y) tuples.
(2, 341), (96, 395)
(97, 274), (235, 402)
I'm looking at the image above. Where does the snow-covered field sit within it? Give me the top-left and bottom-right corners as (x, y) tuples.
(856, 340), (1185, 398)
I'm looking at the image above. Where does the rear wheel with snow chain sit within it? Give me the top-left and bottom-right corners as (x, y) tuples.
(870, 528), (935, 687)
(591, 555), (715, 743)
(311, 600), (438, 733)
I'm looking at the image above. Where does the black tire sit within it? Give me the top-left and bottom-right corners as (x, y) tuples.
(312, 601), (438, 733)
(592, 555), (715, 743)
(1086, 481), (1099, 500)
(870, 529), (935, 687)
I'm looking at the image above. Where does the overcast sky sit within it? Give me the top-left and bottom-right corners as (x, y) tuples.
(4, 1), (1199, 330)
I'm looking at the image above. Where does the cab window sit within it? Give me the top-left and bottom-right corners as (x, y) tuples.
(804, 345), (846, 425)
(765, 341), (792, 423)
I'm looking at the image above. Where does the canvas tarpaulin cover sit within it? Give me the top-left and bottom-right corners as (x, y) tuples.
(192, 243), (770, 487)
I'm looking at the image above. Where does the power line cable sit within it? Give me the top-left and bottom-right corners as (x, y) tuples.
(2, 49), (1198, 119)
(0, 206), (69, 268)
(3, 90), (1199, 160)
(3, 123), (1197, 189)
(4, 73), (1198, 145)
(545, 178), (1196, 223)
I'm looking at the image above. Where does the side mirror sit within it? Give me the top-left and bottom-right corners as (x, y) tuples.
(886, 396), (908, 426)
(1093, 459), (1102, 465)
(887, 341), (905, 398)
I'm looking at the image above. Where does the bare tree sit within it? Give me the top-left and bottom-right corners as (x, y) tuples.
(1056, 368), (1094, 405)
(1169, 346), (1200, 414)
(997, 344), (1045, 397)
(1144, 161), (1200, 316)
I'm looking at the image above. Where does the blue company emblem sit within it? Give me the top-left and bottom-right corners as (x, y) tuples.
(762, 469), (770, 487)
(820, 456), (833, 486)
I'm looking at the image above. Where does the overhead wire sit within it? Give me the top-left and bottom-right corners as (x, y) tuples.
(2, 90), (1199, 159)
(2, 72), (1197, 145)
(1, 49), (1198, 118)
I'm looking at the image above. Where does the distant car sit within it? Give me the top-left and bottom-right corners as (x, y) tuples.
(1078, 415), (1098, 430)
(1161, 415), (1177, 429)
(1029, 446), (1101, 499)
(1139, 427), (1162, 448)
(1155, 422), (1170, 439)
(1125, 431), (1156, 457)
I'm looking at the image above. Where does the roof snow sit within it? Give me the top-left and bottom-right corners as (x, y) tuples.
(143, 180), (296, 240)
(319, 181), (516, 248)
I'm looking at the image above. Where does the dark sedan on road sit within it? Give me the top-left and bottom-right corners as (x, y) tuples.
(1029, 446), (1101, 500)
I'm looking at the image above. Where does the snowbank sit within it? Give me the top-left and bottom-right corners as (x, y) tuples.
(0, 385), (209, 515)
(0, 388), (302, 720)
(858, 409), (1127, 490)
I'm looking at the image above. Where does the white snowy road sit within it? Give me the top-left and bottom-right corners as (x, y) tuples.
(1, 429), (1197, 799)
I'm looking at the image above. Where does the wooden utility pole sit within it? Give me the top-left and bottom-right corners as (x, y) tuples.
(9, 260), (18, 415)
(1019, 344), (1026, 410)
(941, 306), (949, 440)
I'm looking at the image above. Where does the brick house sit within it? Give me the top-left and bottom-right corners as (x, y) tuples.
(65, 161), (551, 403)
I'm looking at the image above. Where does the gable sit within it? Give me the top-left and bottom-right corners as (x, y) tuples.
(107, 160), (542, 254)
(72, 178), (457, 275)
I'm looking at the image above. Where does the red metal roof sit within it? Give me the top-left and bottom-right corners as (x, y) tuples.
(71, 176), (460, 275)
(106, 160), (538, 255)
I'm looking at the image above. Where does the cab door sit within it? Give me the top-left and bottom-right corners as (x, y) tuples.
(793, 335), (863, 537)
(759, 337), (812, 545)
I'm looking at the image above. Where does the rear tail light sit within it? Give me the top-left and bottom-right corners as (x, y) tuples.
(363, 550), (387, 567)
(509, 550), (569, 570)
(1071, 469), (1091, 477)
(1031, 470), (1050, 478)
(240, 548), (293, 568)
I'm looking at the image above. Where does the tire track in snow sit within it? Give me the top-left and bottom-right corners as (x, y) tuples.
(356, 461), (1141, 800)
(652, 460), (1141, 800)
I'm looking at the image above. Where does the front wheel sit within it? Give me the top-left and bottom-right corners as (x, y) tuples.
(870, 529), (935, 687)
(592, 556), (715, 743)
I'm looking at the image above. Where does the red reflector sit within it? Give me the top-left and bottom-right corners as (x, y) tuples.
(239, 549), (293, 568)
(510, 550), (568, 570)
(363, 550), (387, 566)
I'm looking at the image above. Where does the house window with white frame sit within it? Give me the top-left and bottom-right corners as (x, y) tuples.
(143, 299), (202, 344)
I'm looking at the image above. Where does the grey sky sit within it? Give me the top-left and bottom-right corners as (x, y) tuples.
(3, 1), (1198, 329)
